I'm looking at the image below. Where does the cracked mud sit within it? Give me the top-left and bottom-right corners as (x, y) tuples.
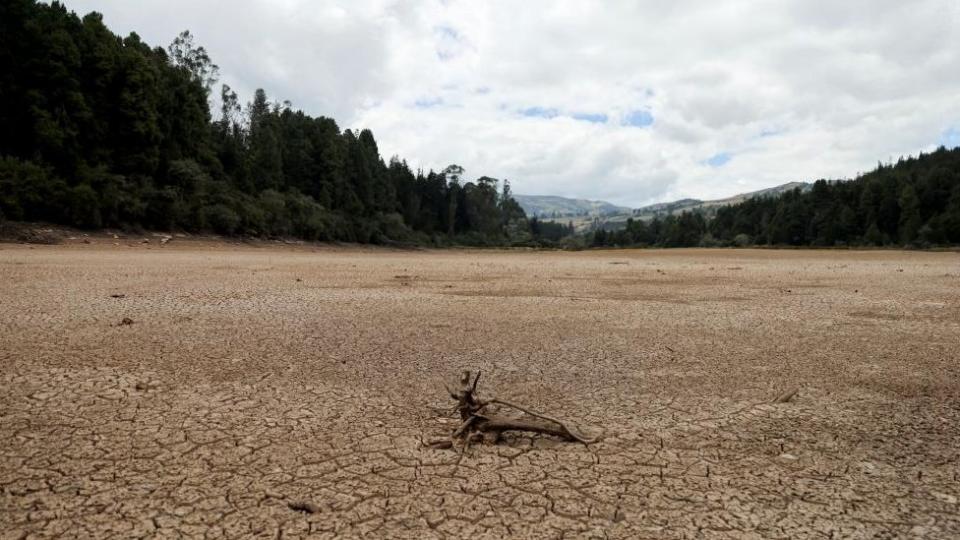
(1, 243), (959, 538)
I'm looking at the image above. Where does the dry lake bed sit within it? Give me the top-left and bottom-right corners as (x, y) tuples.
(1, 242), (959, 538)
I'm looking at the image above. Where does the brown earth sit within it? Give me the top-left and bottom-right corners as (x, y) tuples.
(1, 242), (959, 539)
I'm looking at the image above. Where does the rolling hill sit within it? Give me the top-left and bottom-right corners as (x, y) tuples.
(632, 181), (812, 220)
(528, 181), (812, 232)
(513, 195), (632, 218)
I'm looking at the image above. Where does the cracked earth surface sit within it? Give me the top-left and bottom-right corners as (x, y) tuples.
(1, 243), (959, 539)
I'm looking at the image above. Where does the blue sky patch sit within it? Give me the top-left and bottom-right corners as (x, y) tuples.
(434, 25), (460, 40)
(940, 127), (960, 149)
(622, 109), (654, 127)
(572, 112), (608, 124)
(521, 106), (559, 119)
(705, 152), (732, 167)
(414, 97), (444, 108)
(434, 25), (464, 61)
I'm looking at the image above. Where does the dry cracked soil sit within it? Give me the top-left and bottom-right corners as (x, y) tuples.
(1, 241), (959, 539)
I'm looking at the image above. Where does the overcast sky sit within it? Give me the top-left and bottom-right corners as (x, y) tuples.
(64, 0), (960, 207)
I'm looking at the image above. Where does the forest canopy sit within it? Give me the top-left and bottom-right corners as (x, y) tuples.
(0, 0), (533, 245)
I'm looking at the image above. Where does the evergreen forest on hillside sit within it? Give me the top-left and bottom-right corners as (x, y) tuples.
(0, 1), (529, 245)
(591, 147), (960, 248)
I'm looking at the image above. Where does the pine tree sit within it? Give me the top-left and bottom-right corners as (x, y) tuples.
(898, 184), (922, 244)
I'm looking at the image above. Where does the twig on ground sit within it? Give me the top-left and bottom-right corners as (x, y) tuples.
(430, 369), (600, 449)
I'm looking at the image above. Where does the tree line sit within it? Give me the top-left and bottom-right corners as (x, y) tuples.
(592, 146), (960, 248)
(0, 1), (541, 246)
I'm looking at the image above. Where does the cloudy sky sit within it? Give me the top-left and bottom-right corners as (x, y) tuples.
(65, 0), (960, 207)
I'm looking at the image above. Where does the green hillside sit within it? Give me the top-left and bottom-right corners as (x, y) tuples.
(512, 195), (630, 218)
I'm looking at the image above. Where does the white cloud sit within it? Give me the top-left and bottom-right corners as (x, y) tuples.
(62, 0), (960, 206)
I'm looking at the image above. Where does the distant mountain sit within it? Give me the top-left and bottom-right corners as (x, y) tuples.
(513, 195), (632, 218)
(632, 198), (702, 217)
(530, 181), (812, 232)
(632, 181), (812, 219)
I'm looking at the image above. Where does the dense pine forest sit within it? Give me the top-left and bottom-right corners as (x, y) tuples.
(592, 147), (960, 248)
(2, 1), (959, 248)
(0, 1), (529, 245)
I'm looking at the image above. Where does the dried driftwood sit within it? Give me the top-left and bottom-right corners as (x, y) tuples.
(429, 370), (599, 449)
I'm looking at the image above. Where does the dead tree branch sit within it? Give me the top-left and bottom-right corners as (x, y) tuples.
(484, 398), (598, 444)
(431, 370), (600, 449)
